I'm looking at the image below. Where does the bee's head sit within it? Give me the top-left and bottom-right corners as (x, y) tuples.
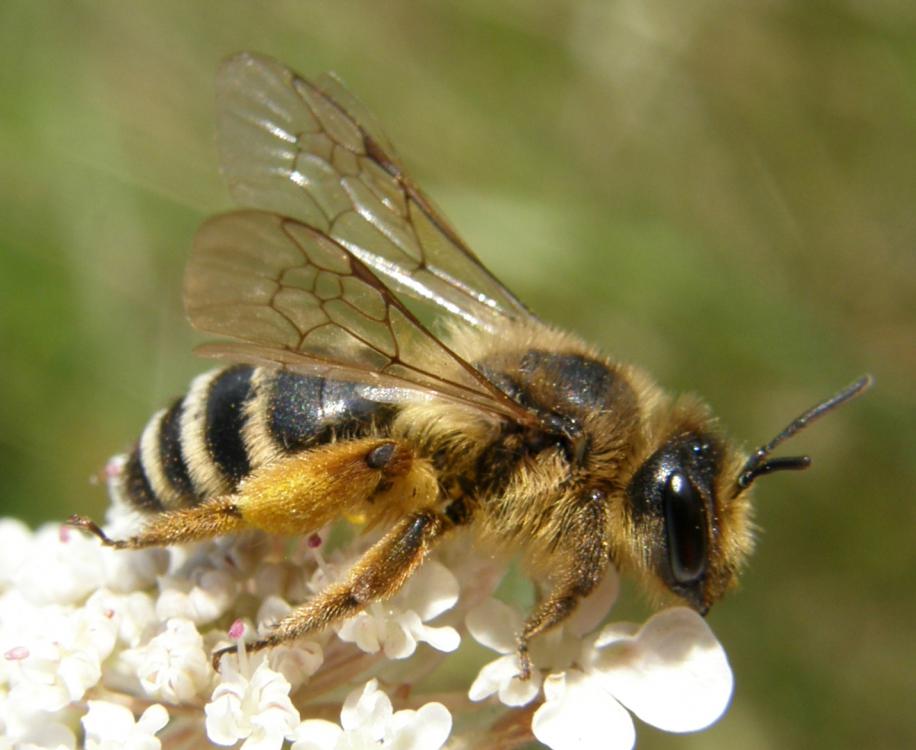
(619, 375), (872, 613)
(623, 427), (749, 612)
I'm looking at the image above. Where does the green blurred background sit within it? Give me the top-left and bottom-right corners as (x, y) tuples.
(1, 1), (913, 747)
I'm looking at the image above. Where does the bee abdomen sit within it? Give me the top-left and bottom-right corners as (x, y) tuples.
(262, 369), (390, 452)
(117, 365), (393, 513)
(123, 397), (199, 512)
(118, 365), (256, 511)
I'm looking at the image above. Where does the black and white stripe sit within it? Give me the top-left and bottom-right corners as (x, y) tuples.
(158, 399), (197, 503)
(118, 366), (394, 513)
(178, 366), (253, 499)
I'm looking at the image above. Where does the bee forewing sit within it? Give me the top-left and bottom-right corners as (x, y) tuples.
(311, 70), (402, 160)
(185, 210), (534, 422)
(215, 52), (533, 330)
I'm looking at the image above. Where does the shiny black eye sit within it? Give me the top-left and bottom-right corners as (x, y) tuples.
(664, 472), (708, 584)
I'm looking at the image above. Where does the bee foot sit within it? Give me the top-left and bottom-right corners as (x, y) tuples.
(211, 644), (237, 671)
(211, 637), (274, 671)
(516, 645), (532, 681)
(66, 514), (126, 548)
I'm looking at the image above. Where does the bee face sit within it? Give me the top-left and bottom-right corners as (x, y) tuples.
(625, 429), (749, 613)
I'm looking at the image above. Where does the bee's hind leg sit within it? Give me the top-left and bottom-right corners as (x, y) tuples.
(68, 437), (418, 550)
(67, 496), (245, 549)
(212, 501), (468, 669)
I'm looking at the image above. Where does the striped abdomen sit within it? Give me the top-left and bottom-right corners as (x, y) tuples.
(118, 365), (393, 513)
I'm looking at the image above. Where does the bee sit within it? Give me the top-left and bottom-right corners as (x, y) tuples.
(69, 52), (871, 676)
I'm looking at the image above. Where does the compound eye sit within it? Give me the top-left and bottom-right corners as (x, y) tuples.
(664, 472), (708, 584)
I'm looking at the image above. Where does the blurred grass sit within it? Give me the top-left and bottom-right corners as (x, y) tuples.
(0, 1), (913, 748)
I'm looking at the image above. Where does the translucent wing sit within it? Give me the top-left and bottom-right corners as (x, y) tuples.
(215, 52), (534, 331)
(185, 210), (535, 423)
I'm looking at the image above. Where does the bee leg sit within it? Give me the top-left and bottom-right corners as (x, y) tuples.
(516, 489), (610, 679)
(67, 496), (246, 549)
(69, 438), (424, 550)
(212, 503), (464, 669)
(229, 438), (424, 537)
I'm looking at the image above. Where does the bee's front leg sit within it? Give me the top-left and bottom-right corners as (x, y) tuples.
(516, 488), (610, 679)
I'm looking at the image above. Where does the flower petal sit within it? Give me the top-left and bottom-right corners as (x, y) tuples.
(267, 641), (323, 689)
(589, 607), (733, 732)
(156, 567), (238, 625)
(382, 612), (418, 659)
(398, 561), (459, 621)
(244, 708), (300, 750)
(465, 598), (521, 654)
(564, 567), (619, 638)
(468, 654), (540, 707)
(12, 721), (76, 750)
(134, 618), (210, 703)
(592, 621), (639, 648)
(15, 525), (106, 605)
(337, 611), (381, 654)
(388, 702), (452, 750)
(533, 671), (635, 750)
(137, 704), (170, 735)
(81, 701), (136, 741)
(205, 692), (248, 745)
(340, 679), (392, 736)
(412, 623), (460, 653)
(290, 719), (343, 750)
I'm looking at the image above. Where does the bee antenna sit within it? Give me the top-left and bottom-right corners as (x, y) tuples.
(735, 374), (873, 494)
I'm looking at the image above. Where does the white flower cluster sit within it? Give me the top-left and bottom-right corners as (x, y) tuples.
(0, 494), (734, 749)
